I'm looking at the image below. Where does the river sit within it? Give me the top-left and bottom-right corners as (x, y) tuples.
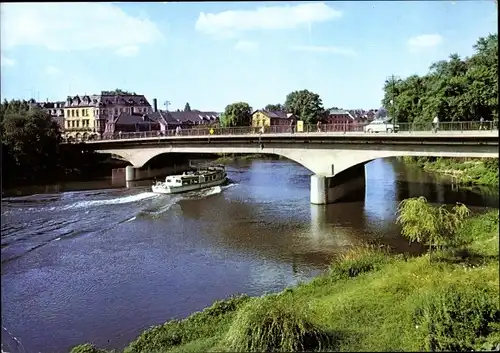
(1, 157), (498, 353)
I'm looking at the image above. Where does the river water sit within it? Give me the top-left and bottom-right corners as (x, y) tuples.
(1, 158), (498, 353)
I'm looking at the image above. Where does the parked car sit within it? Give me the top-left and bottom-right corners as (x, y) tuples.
(363, 119), (399, 133)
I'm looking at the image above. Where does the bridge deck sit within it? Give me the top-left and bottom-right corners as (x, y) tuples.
(84, 130), (498, 145)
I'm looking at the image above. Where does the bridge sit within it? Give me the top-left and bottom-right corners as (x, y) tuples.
(83, 123), (499, 205)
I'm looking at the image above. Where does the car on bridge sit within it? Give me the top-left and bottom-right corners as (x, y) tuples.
(363, 119), (399, 133)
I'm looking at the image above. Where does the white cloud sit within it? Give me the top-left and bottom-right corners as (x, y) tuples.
(234, 40), (259, 52)
(115, 45), (140, 57)
(291, 45), (356, 56)
(195, 2), (342, 38)
(1, 55), (16, 67)
(407, 34), (443, 52)
(0, 3), (163, 51)
(45, 66), (60, 75)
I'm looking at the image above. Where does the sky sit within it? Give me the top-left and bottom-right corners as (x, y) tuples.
(0, 1), (497, 112)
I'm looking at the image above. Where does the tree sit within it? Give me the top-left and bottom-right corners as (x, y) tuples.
(376, 107), (388, 119)
(396, 197), (471, 254)
(184, 102), (192, 112)
(264, 104), (284, 111)
(284, 89), (324, 124)
(219, 102), (252, 127)
(381, 34), (498, 123)
(1, 100), (62, 182)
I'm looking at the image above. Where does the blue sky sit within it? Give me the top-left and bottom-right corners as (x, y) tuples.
(0, 1), (497, 111)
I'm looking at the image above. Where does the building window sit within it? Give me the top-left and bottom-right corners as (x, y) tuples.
(75, 110), (79, 118)
(71, 110), (75, 117)
(76, 120), (80, 128)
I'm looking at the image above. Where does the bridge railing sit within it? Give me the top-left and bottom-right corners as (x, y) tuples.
(81, 120), (497, 142)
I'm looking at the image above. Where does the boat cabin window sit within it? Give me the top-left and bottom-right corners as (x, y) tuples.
(166, 178), (172, 183)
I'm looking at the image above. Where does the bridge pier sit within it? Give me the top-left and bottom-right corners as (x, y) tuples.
(125, 166), (141, 182)
(310, 164), (366, 205)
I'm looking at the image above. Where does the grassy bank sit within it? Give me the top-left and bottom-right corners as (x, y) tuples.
(401, 156), (499, 187)
(71, 205), (500, 353)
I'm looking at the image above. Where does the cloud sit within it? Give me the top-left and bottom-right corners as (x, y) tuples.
(45, 66), (60, 75)
(115, 45), (140, 57)
(1, 55), (16, 67)
(291, 45), (356, 56)
(234, 40), (259, 52)
(195, 2), (342, 38)
(0, 3), (163, 51)
(407, 34), (443, 52)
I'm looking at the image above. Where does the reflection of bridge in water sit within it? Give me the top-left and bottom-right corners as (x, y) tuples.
(82, 123), (498, 205)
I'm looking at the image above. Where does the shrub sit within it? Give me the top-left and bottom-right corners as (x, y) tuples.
(328, 245), (391, 279)
(225, 296), (334, 352)
(70, 344), (111, 353)
(413, 285), (500, 352)
(125, 294), (250, 353)
(396, 197), (471, 252)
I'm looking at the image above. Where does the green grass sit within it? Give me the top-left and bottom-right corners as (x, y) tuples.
(70, 210), (500, 353)
(401, 157), (499, 187)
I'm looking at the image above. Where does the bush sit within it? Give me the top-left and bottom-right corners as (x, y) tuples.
(125, 294), (250, 353)
(328, 245), (391, 279)
(225, 296), (334, 352)
(396, 197), (471, 252)
(413, 285), (500, 352)
(69, 344), (111, 353)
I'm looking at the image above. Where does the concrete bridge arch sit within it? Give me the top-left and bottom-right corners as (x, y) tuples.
(92, 132), (498, 204)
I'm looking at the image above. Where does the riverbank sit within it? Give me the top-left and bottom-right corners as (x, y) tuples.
(214, 153), (283, 164)
(71, 208), (500, 353)
(400, 157), (499, 187)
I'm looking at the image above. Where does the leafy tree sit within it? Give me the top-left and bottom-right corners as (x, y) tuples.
(284, 89), (324, 124)
(375, 107), (388, 119)
(396, 197), (471, 254)
(184, 102), (192, 112)
(264, 104), (284, 111)
(220, 102), (252, 127)
(1, 99), (62, 182)
(382, 34), (498, 123)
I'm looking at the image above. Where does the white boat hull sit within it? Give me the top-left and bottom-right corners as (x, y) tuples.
(152, 176), (227, 194)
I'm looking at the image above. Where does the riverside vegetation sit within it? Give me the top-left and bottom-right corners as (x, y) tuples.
(401, 157), (499, 187)
(71, 197), (500, 353)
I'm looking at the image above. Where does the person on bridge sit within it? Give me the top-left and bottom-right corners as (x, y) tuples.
(479, 117), (485, 130)
(175, 125), (182, 136)
(290, 119), (296, 134)
(317, 120), (322, 133)
(432, 115), (439, 133)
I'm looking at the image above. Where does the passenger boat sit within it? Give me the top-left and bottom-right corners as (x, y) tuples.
(151, 165), (227, 194)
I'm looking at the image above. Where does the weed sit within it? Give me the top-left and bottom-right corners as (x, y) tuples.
(413, 284), (500, 352)
(225, 295), (336, 352)
(69, 344), (112, 353)
(125, 294), (250, 353)
(328, 244), (391, 279)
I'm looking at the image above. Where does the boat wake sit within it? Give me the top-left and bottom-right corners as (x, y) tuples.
(1, 326), (26, 353)
(133, 183), (238, 220)
(61, 192), (159, 210)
